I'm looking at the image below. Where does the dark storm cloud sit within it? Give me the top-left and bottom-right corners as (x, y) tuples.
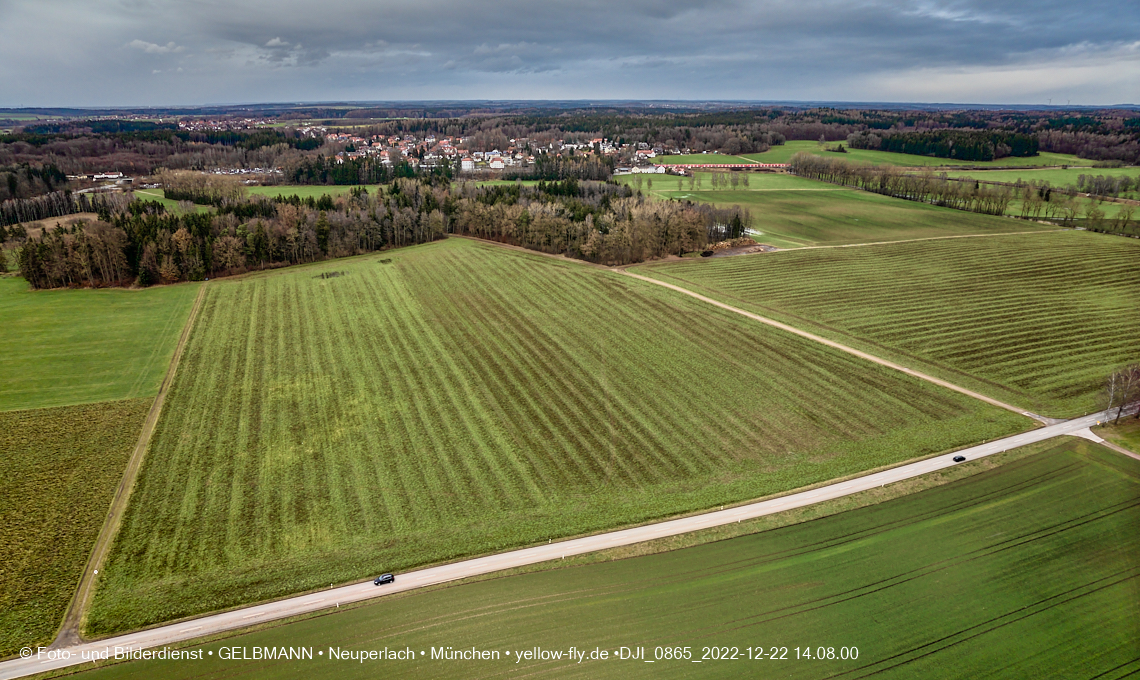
(0, 0), (1136, 106)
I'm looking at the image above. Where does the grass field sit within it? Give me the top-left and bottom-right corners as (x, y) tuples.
(634, 231), (1139, 417)
(651, 154), (758, 165)
(742, 140), (1089, 168)
(943, 166), (1140, 186)
(87, 237), (1027, 634)
(246, 185), (375, 200)
(70, 438), (1140, 679)
(129, 189), (213, 215)
(630, 177), (1051, 248)
(1097, 417), (1140, 454)
(0, 277), (200, 411)
(618, 171), (844, 193)
(0, 399), (150, 658)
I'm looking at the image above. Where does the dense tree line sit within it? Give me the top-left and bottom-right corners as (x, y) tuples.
(846, 130), (1038, 161)
(1074, 173), (1139, 197)
(790, 153), (1013, 216)
(0, 163), (67, 201)
(10, 178), (741, 288)
(1, 190), (124, 227)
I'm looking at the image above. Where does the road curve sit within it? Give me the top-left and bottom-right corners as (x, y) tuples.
(0, 412), (1109, 680)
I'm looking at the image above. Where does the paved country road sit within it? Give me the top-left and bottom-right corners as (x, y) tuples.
(0, 411), (1116, 680)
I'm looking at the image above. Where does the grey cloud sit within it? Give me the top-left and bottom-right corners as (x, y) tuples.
(0, 0), (1137, 106)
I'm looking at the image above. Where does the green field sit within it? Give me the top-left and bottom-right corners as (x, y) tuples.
(0, 277), (200, 411)
(87, 237), (1027, 634)
(0, 399), (150, 658)
(129, 189), (213, 214)
(618, 171), (844, 193)
(651, 154), (758, 165)
(640, 179), (1051, 248)
(71, 438), (1140, 679)
(943, 165), (1140, 186)
(634, 231), (1139, 416)
(1097, 417), (1140, 454)
(742, 140), (1089, 168)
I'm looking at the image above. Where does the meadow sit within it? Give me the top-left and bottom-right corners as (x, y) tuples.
(0, 399), (150, 658)
(87, 237), (1027, 634)
(625, 174), (1052, 248)
(0, 277), (200, 411)
(634, 231), (1140, 416)
(650, 153), (758, 164)
(942, 165), (1140, 187)
(70, 438), (1140, 680)
(741, 140), (1089, 168)
(129, 189), (213, 214)
(1097, 417), (1140, 454)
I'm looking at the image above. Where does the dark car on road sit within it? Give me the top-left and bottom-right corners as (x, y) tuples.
(374, 573), (395, 586)
(953, 455), (966, 463)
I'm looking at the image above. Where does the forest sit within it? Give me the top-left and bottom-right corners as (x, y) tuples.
(845, 130), (1039, 161)
(7, 178), (747, 288)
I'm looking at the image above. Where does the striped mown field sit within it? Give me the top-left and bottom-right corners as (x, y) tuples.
(71, 438), (1140, 680)
(634, 231), (1139, 417)
(0, 399), (150, 657)
(89, 237), (1027, 633)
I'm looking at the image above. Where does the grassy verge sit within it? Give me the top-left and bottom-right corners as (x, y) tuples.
(1096, 416), (1140, 454)
(0, 399), (151, 658)
(88, 237), (1028, 634)
(64, 437), (1140, 679)
(633, 231), (1139, 417)
(0, 277), (201, 411)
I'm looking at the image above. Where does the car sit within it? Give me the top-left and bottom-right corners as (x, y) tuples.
(952, 455), (966, 463)
(374, 573), (395, 586)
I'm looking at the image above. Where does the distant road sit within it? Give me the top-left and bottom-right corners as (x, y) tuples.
(0, 412), (1113, 680)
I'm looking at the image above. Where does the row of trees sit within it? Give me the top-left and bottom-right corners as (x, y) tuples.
(789, 154), (1014, 216)
(11, 178), (741, 288)
(1105, 364), (1140, 424)
(1074, 173), (1139, 198)
(0, 190), (125, 227)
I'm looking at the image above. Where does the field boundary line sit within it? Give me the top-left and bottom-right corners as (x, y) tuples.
(52, 282), (208, 647)
(775, 228), (1066, 252)
(617, 269), (1047, 423)
(1, 412), (1112, 680)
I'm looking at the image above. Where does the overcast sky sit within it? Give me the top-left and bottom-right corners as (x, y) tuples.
(1, 0), (1137, 107)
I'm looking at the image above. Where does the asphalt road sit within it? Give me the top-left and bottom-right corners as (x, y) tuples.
(0, 411), (1112, 680)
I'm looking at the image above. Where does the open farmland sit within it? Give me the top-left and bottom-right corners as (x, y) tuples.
(742, 140), (1088, 167)
(87, 237), (1027, 634)
(0, 277), (200, 411)
(71, 438), (1140, 680)
(0, 399), (150, 658)
(1097, 417), (1140, 454)
(943, 165), (1140, 187)
(651, 153), (758, 165)
(634, 231), (1139, 416)
(641, 178), (1052, 248)
(130, 189), (214, 214)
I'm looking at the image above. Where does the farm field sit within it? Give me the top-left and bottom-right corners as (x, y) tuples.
(70, 438), (1140, 680)
(246, 185), (375, 200)
(742, 140), (1089, 167)
(639, 179), (1051, 248)
(617, 171), (844, 193)
(942, 165), (1140, 187)
(87, 237), (1028, 634)
(0, 399), (150, 658)
(633, 231), (1139, 417)
(0, 276), (200, 411)
(1097, 417), (1140, 454)
(651, 153), (758, 164)
(129, 189), (213, 214)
